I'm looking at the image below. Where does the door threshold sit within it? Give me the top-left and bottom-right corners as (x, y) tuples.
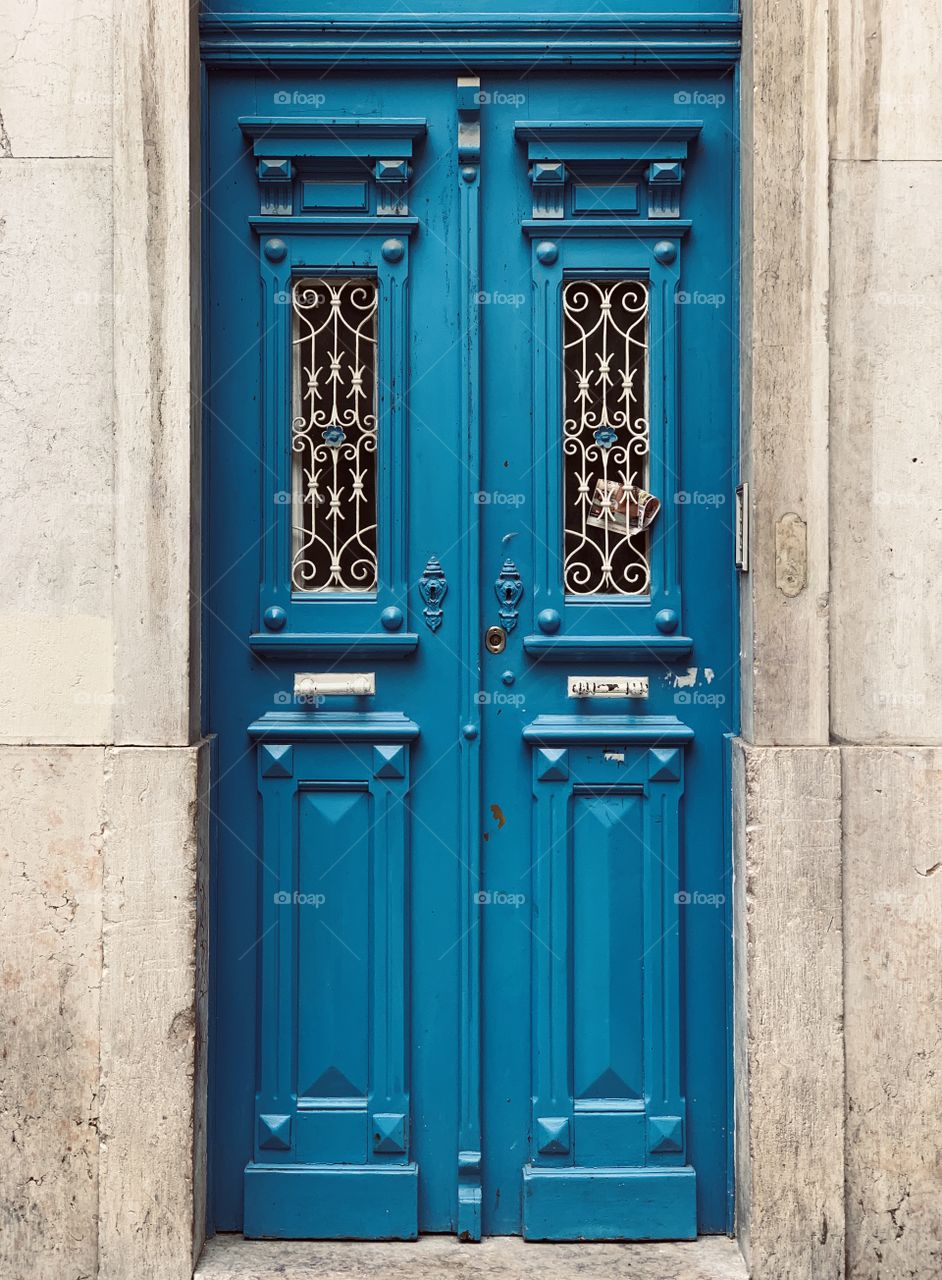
(196, 1233), (748, 1279)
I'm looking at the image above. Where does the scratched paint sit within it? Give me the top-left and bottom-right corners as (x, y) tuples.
(674, 667), (698, 688)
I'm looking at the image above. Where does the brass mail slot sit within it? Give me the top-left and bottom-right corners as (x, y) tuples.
(294, 672), (376, 698)
(567, 675), (649, 699)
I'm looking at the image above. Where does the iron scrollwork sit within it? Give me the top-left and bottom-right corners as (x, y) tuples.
(562, 279), (657, 596)
(291, 277), (379, 593)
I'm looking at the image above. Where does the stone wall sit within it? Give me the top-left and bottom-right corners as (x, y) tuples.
(0, 2), (207, 1279)
(830, 1), (941, 1276)
(0, 0), (939, 1278)
(737, 0), (942, 1276)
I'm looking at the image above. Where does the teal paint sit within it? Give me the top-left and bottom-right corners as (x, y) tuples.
(204, 35), (739, 1241)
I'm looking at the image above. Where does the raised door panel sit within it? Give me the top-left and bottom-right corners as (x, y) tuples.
(243, 719), (418, 1239)
(523, 720), (695, 1240)
(571, 791), (644, 1108)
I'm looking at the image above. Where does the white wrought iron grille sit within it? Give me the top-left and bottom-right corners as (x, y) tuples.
(291, 277), (379, 592)
(562, 279), (654, 595)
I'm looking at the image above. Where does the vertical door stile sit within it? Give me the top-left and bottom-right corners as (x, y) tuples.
(261, 247), (292, 623)
(656, 266), (682, 613)
(456, 74), (483, 1243)
(379, 250), (411, 612)
(643, 765), (686, 1147)
(531, 763), (574, 1164)
(369, 762), (410, 1163)
(259, 765), (297, 1126)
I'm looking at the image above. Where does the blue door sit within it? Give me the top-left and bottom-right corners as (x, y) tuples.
(205, 68), (736, 1242)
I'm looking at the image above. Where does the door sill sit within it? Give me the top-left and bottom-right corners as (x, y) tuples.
(196, 1233), (748, 1279)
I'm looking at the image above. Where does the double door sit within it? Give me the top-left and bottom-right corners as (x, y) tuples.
(206, 68), (736, 1240)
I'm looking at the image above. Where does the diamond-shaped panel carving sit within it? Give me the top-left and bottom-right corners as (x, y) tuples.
(648, 1114), (683, 1154)
(258, 1113), (292, 1151)
(536, 747), (569, 782)
(260, 743), (294, 778)
(372, 1112), (407, 1154)
(536, 1115), (570, 1155)
(648, 747), (681, 783)
(373, 743), (406, 779)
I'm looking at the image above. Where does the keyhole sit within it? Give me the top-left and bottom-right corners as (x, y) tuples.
(484, 626), (507, 654)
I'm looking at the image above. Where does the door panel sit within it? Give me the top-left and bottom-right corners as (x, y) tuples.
(246, 726), (417, 1237)
(206, 65), (736, 1241)
(475, 73), (735, 1237)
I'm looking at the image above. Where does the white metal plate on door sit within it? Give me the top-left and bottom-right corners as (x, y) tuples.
(295, 672), (376, 698)
(567, 676), (649, 699)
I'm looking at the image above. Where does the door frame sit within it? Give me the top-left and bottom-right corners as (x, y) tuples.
(107, 0), (844, 1271)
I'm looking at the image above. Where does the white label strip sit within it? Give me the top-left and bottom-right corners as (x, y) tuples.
(294, 672), (375, 698)
(567, 676), (649, 699)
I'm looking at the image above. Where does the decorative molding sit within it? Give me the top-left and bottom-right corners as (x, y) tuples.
(516, 119), (702, 155)
(375, 159), (412, 215)
(372, 1113), (407, 1155)
(535, 747), (569, 782)
(648, 747), (682, 782)
(523, 715), (694, 746)
(257, 158), (294, 215)
(647, 161), (684, 219)
(522, 218), (685, 643)
(457, 75), (481, 165)
(529, 162), (566, 219)
(494, 559), (524, 632)
(249, 711), (420, 742)
(418, 556), (448, 631)
(522, 218), (692, 238)
(249, 215), (418, 237)
(260, 743), (294, 779)
(458, 1150), (481, 1242)
(249, 631), (419, 659)
(373, 744), (406, 780)
(240, 118), (426, 216)
(258, 1114), (292, 1151)
(523, 634), (693, 661)
(516, 121), (700, 220)
(536, 1116), (571, 1155)
(251, 205), (415, 643)
(648, 1115), (684, 1154)
(239, 115), (427, 154)
(201, 15), (742, 69)
(523, 725), (692, 1236)
(455, 73), (483, 1247)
